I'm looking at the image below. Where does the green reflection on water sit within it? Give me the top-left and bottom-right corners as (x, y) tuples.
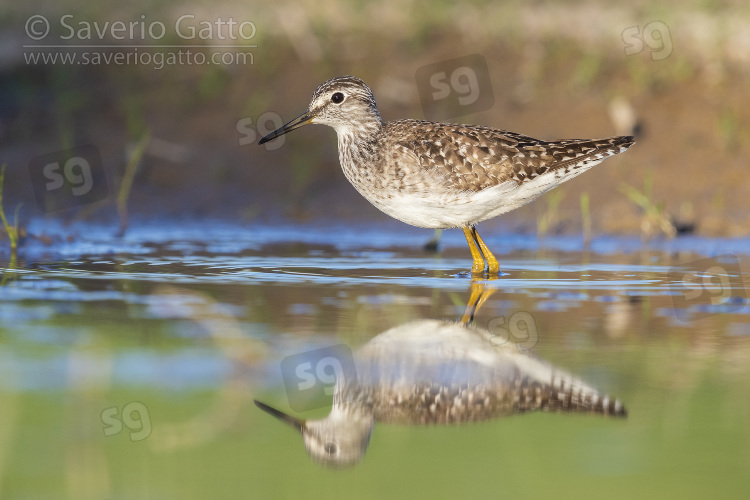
(1, 249), (749, 499)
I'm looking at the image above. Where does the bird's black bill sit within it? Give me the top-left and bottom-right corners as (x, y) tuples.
(258, 111), (313, 145)
(253, 400), (305, 432)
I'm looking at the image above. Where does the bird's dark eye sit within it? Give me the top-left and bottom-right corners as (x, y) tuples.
(331, 92), (344, 104)
(324, 443), (337, 455)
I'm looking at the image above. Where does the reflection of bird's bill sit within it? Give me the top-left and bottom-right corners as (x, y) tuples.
(253, 400), (305, 432)
(257, 111), (313, 144)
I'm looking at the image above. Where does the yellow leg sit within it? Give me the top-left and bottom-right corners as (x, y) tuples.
(462, 227), (485, 274)
(460, 283), (498, 325)
(473, 228), (500, 275)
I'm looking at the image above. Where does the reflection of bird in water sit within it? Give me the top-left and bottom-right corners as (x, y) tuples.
(255, 286), (626, 468)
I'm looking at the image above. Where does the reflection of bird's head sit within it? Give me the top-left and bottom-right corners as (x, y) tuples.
(302, 407), (375, 468)
(254, 401), (374, 468)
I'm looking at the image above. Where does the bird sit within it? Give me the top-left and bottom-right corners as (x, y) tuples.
(258, 76), (634, 276)
(254, 284), (627, 468)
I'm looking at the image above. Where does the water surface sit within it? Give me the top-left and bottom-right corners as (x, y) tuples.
(1, 221), (749, 498)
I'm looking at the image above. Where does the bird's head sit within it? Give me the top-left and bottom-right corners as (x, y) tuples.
(258, 76), (381, 144)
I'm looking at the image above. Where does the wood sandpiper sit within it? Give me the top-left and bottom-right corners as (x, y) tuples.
(259, 76), (634, 276)
(254, 284), (626, 467)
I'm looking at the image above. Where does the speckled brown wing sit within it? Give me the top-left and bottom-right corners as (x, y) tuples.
(372, 379), (627, 425)
(386, 119), (634, 192)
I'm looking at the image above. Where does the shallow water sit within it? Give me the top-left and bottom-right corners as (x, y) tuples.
(1, 220), (749, 498)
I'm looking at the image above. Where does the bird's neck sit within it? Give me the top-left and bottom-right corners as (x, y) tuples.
(336, 117), (383, 175)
